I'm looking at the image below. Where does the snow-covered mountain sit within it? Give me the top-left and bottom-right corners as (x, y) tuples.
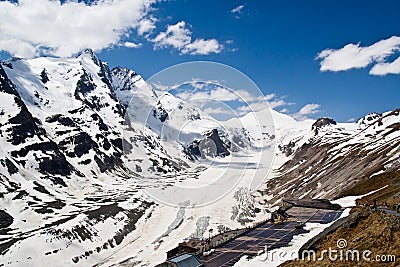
(0, 50), (270, 266)
(0, 50), (399, 266)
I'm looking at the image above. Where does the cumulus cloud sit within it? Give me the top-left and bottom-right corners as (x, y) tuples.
(162, 79), (296, 118)
(137, 16), (157, 36)
(175, 83), (270, 104)
(152, 21), (223, 55)
(0, 0), (154, 58)
(292, 103), (321, 121)
(269, 99), (288, 109)
(203, 106), (234, 116)
(369, 56), (400, 75)
(209, 88), (239, 101)
(153, 21), (191, 50)
(150, 82), (171, 91)
(177, 87), (237, 102)
(123, 42), (142, 48)
(176, 90), (209, 101)
(181, 39), (222, 55)
(299, 103), (321, 115)
(237, 102), (270, 115)
(316, 36), (400, 75)
(236, 96), (291, 116)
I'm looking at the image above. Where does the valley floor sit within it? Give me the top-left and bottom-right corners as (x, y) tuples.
(93, 149), (275, 266)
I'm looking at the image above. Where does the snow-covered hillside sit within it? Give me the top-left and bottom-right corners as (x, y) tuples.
(0, 50), (399, 267)
(257, 110), (400, 206)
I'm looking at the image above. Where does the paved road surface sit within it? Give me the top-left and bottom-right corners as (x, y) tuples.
(378, 207), (400, 217)
(199, 208), (342, 267)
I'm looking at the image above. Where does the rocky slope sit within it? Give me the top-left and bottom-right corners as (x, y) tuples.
(257, 109), (400, 206)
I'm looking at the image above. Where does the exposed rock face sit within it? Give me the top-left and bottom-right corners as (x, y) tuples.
(312, 117), (336, 134)
(205, 129), (230, 157)
(278, 140), (297, 157)
(40, 68), (49, 84)
(153, 101), (169, 122)
(358, 112), (382, 126)
(185, 129), (230, 159)
(0, 210), (13, 228)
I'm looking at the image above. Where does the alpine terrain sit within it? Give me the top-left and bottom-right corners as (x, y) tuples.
(0, 50), (399, 266)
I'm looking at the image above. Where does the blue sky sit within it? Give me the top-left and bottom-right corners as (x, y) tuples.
(0, 0), (399, 122)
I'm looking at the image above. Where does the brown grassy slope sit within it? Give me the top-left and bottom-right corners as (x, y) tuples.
(281, 208), (400, 267)
(281, 171), (400, 267)
(341, 170), (400, 208)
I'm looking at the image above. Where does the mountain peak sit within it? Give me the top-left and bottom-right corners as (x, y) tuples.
(75, 48), (101, 66)
(357, 112), (382, 126)
(312, 117), (336, 130)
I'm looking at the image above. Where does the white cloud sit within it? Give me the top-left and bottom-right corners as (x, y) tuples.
(236, 95), (290, 116)
(152, 21), (223, 55)
(231, 5), (245, 14)
(175, 83), (268, 103)
(292, 103), (321, 121)
(150, 82), (170, 91)
(316, 36), (400, 75)
(137, 16), (157, 36)
(346, 117), (356, 123)
(299, 103), (321, 115)
(209, 87), (239, 101)
(181, 38), (223, 55)
(369, 56), (400, 75)
(123, 42), (142, 48)
(264, 93), (276, 101)
(169, 80), (296, 117)
(230, 5), (245, 18)
(203, 107), (234, 116)
(0, 0), (154, 58)
(269, 99), (287, 109)
(189, 80), (210, 89)
(153, 21), (191, 50)
(174, 81), (293, 117)
(237, 101), (269, 115)
(176, 90), (209, 101)
(176, 87), (238, 102)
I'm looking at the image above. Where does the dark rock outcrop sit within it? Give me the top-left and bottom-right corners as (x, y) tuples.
(0, 210), (13, 228)
(312, 117), (336, 134)
(358, 112), (382, 126)
(185, 129), (230, 159)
